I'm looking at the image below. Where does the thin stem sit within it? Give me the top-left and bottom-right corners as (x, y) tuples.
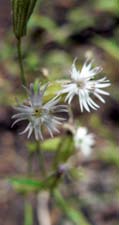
(24, 197), (33, 225)
(17, 38), (26, 86)
(53, 135), (66, 169)
(36, 141), (46, 177)
(27, 152), (33, 176)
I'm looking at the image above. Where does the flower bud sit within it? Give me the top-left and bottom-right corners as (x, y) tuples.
(11, 0), (37, 39)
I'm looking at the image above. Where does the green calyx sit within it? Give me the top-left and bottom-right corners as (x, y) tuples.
(11, 0), (38, 39)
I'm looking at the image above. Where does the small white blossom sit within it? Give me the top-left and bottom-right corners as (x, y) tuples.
(59, 58), (111, 112)
(74, 127), (95, 156)
(12, 83), (67, 140)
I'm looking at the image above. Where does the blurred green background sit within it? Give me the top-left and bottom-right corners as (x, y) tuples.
(0, 0), (119, 225)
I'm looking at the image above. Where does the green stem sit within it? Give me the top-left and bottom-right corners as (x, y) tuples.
(53, 135), (66, 169)
(24, 198), (33, 225)
(27, 152), (33, 176)
(17, 38), (26, 86)
(36, 141), (46, 177)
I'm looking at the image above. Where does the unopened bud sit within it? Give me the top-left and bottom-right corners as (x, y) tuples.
(11, 0), (38, 39)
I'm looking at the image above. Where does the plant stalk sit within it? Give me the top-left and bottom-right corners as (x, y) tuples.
(36, 141), (46, 177)
(17, 38), (26, 86)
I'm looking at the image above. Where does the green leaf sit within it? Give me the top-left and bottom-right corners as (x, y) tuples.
(9, 177), (45, 193)
(9, 173), (62, 193)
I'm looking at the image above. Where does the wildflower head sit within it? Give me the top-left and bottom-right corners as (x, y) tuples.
(12, 82), (67, 140)
(59, 58), (111, 112)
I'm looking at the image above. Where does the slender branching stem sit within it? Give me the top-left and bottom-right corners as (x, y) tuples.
(53, 135), (66, 169)
(17, 38), (26, 86)
(36, 141), (46, 177)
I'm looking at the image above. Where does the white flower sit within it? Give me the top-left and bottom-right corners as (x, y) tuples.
(12, 83), (67, 140)
(59, 58), (111, 112)
(74, 127), (95, 156)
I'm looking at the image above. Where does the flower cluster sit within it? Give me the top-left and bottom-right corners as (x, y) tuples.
(12, 58), (111, 141)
